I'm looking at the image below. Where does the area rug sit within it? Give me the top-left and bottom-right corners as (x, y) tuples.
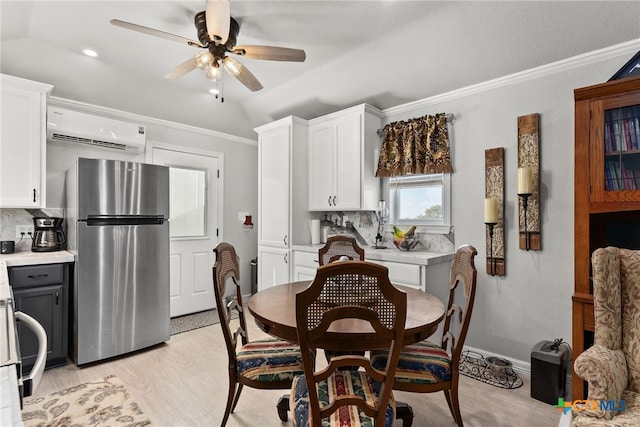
(21, 374), (151, 427)
(170, 308), (240, 335)
(459, 350), (523, 389)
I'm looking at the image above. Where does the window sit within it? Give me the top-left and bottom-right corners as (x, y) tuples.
(388, 173), (451, 228)
(169, 167), (207, 238)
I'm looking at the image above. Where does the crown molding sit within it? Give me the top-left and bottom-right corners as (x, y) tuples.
(48, 96), (257, 146)
(382, 39), (640, 118)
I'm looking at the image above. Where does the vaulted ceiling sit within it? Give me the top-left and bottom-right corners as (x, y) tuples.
(2, 1), (639, 139)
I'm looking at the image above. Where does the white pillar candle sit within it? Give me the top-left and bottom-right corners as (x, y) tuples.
(484, 197), (498, 224)
(517, 167), (533, 195)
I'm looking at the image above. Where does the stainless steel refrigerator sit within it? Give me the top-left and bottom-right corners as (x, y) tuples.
(66, 158), (170, 365)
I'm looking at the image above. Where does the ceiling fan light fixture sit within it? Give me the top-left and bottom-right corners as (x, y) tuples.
(195, 51), (214, 69)
(223, 56), (242, 76)
(205, 63), (222, 81)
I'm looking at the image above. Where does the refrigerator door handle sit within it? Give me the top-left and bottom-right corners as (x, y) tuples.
(86, 217), (165, 226)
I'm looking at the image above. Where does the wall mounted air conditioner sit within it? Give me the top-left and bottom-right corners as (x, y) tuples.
(46, 106), (146, 152)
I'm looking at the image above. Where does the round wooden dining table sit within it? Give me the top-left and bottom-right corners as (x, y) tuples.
(247, 280), (446, 351)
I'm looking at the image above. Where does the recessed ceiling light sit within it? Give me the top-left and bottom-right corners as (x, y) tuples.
(83, 49), (99, 58)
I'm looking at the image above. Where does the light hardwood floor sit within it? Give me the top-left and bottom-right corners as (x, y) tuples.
(30, 316), (562, 426)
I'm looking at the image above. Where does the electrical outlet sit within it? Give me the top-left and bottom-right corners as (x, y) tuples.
(16, 225), (32, 239)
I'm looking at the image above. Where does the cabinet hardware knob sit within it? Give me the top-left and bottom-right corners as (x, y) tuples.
(283, 235), (288, 245)
(55, 291), (59, 305)
(328, 196), (332, 206)
(332, 196), (337, 206)
(284, 253), (288, 264)
(33, 189), (36, 203)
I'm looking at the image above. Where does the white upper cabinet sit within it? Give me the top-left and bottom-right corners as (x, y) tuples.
(0, 74), (53, 208)
(308, 104), (381, 211)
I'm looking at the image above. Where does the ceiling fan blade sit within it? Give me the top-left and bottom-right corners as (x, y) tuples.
(110, 19), (205, 48)
(223, 57), (263, 92)
(205, 0), (230, 44)
(164, 58), (198, 79)
(234, 45), (306, 62)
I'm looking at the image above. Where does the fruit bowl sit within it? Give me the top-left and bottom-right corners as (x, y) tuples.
(392, 225), (420, 251)
(393, 237), (420, 251)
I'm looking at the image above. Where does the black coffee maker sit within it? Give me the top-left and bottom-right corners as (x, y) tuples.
(32, 217), (66, 252)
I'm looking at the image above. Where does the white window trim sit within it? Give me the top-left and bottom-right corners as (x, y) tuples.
(385, 173), (452, 235)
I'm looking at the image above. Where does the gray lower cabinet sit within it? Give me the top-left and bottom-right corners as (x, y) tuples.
(9, 263), (70, 374)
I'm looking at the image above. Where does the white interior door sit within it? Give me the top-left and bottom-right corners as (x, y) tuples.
(150, 146), (222, 317)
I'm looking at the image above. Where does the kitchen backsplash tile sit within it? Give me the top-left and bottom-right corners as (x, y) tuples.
(312, 211), (454, 253)
(0, 208), (65, 250)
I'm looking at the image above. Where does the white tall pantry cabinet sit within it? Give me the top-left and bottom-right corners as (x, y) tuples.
(255, 117), (310, 290)
(0, 74), (53, 208)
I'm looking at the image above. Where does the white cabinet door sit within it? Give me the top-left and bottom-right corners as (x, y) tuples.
(308, 122), (334, 210)
(333, 113), (361, 210)
(293, 250), (319, 281)
(258, 246), (290, 290)
(0, 76), (52, 208)
(258, 124), (290, 248)
(308, 104), (380, 211)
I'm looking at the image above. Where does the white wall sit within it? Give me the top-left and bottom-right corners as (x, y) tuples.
(381, 43), (640, 364)
(45, 99), (259, 294)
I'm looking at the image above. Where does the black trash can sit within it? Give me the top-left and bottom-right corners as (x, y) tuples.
(250, 258), (258, 295)
(530, 340), (571, 404)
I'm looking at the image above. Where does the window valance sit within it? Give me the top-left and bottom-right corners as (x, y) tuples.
(375, 113), (453, 177)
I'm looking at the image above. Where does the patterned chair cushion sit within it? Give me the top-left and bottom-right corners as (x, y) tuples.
(290, 370), (395, 427)
(236, 338), (304, 382)
(370, 340), (452, 384)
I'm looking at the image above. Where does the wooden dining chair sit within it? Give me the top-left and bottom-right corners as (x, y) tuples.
(370, 244), (478, 427)
(317, 235), (365, 266)
(212, 242), (305, 426)
(291, 260), (407, 427)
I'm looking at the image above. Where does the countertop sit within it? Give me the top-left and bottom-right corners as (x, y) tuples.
(0, 249), (75, 427)
(291, 244), (454, 266)
(0, 249), (75, 298)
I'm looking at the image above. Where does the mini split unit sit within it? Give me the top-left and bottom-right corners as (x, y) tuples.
(46, 106), (146, 152)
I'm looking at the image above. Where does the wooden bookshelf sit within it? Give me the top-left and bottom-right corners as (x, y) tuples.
(573, 75), (640, 400)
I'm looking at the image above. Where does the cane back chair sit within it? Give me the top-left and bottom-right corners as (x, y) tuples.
(371, 244), (478, 427)
(213, 242), (305, 426)
(290, 260), (407, 427)
(318, 235), (365, 266)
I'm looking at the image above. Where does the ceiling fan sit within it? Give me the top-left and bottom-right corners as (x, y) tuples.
(110, 0), (306, 95)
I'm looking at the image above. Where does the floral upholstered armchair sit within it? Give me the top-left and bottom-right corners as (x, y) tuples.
(572, 247), (640, 426)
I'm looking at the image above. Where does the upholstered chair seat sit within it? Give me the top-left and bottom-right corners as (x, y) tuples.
(236, 338), (304, 382)
(372, 340), (452, 385)
(291, 370), (395, 427)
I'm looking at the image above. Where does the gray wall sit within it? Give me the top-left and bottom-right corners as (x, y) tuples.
(381, 46), (637, 364)
(44, 100), (258, 294)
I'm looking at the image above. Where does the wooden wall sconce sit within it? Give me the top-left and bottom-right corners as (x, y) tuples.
(485, 147), (505, 276)
(517, 113), (541, 251)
